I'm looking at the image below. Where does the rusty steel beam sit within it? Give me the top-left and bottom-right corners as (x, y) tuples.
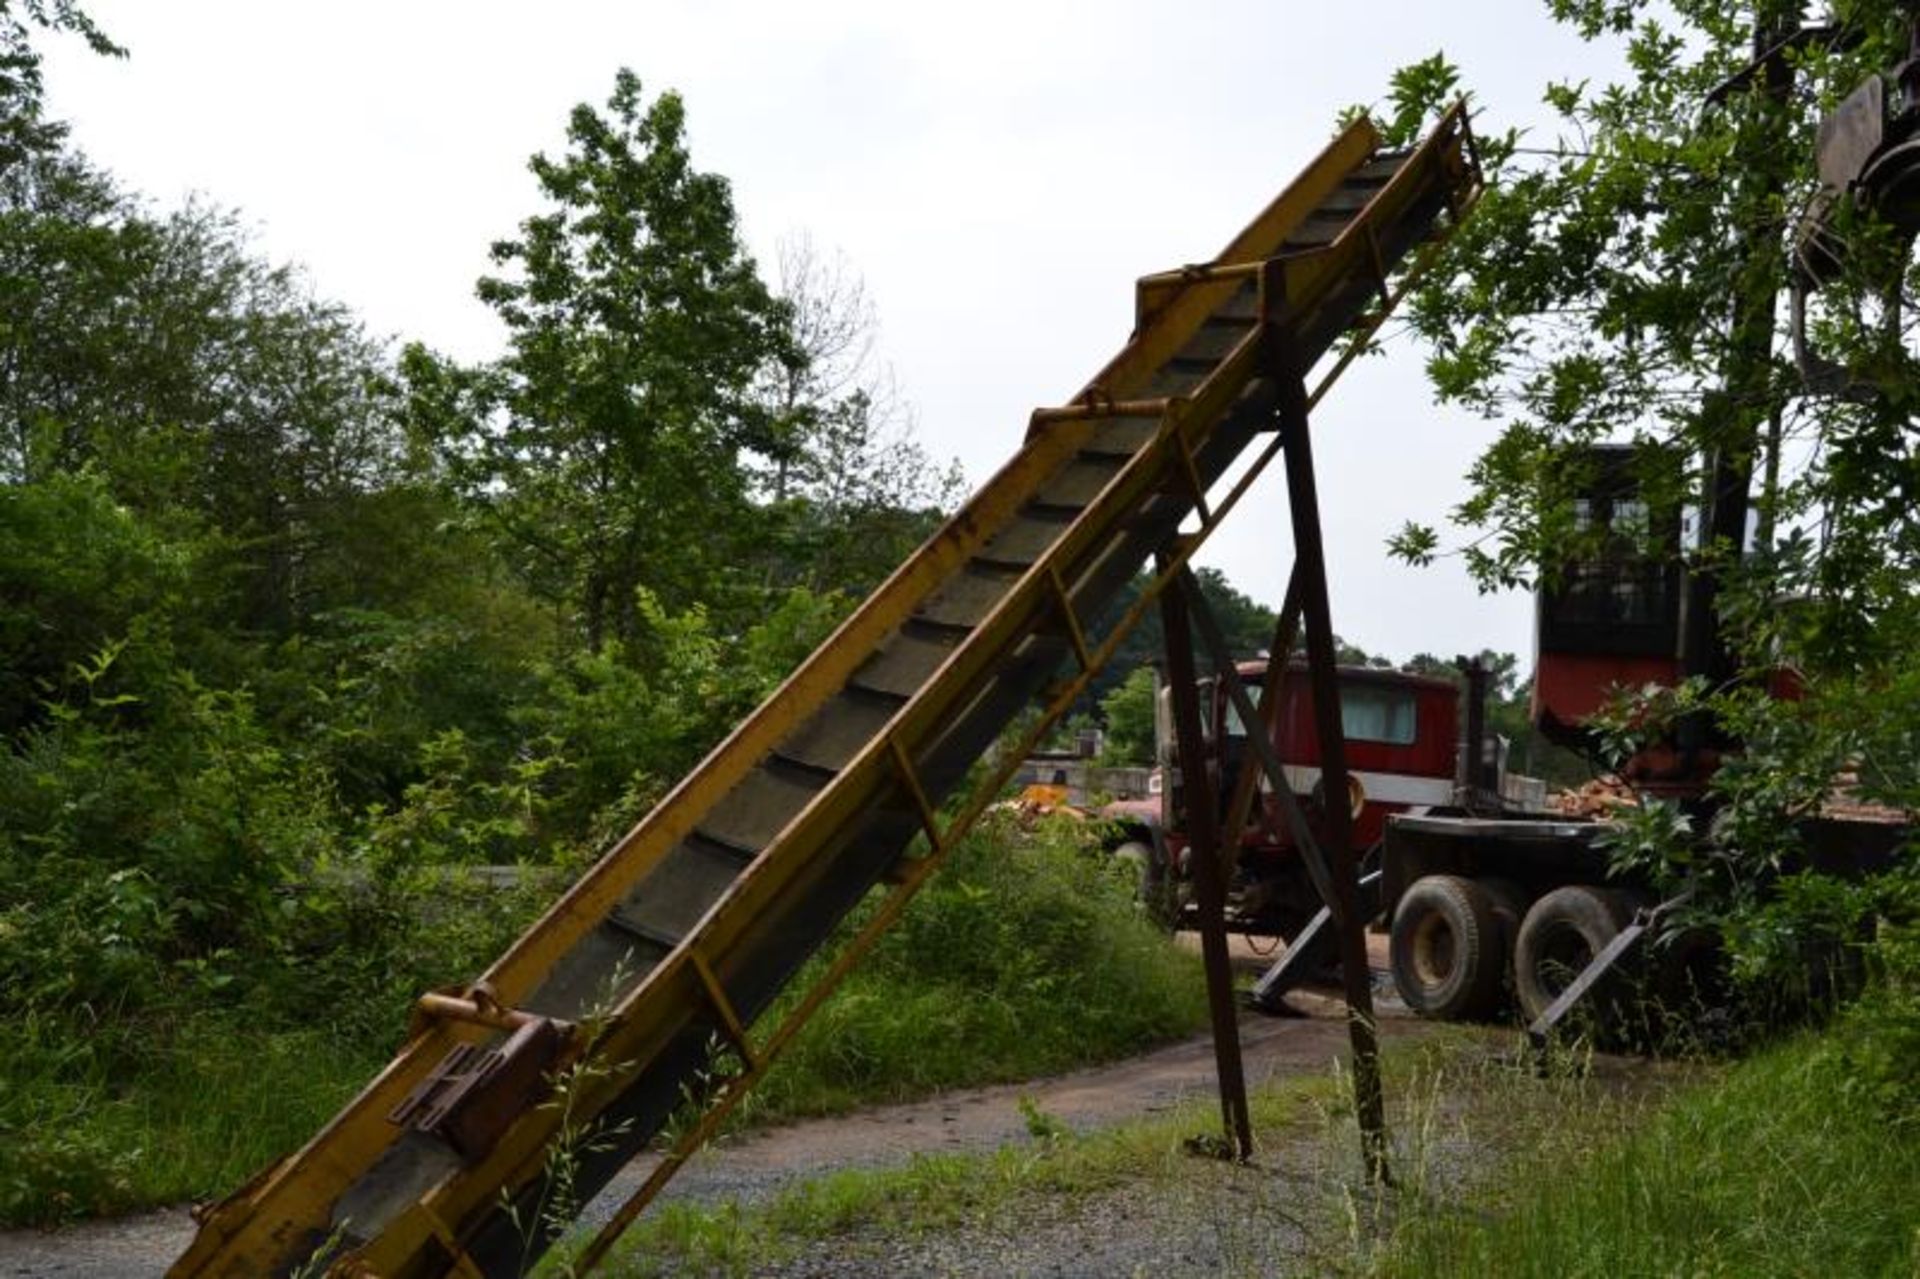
(1275, 351), (1389, 1184)
(413, 990), (555, 1035)
(1181, 567), (1342, 922)
(1159, 559), (1254, 1161)
(1219, 567), (1305, 862)
(1029, 396), (1180, 425)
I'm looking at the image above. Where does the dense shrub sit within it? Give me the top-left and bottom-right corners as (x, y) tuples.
(747, 812), (1208, 1120)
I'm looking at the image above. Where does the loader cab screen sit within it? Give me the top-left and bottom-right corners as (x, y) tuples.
(1537, 447), (1681, 659)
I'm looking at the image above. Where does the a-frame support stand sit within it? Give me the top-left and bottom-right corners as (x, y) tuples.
(1156, 320), (1389, 1183)
(1273, 359), (1389, 1182)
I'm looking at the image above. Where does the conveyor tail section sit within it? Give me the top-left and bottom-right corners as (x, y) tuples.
(170, 105), (1480, 1278)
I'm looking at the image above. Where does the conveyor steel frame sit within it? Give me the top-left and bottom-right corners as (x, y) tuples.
(169, 102), (1481, 1278)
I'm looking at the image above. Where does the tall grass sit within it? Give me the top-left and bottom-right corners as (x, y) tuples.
(0, 812), (1205, 1225)
(1374, 1000), (1920, 1278)
(741, 811), (1209, 1122)
(0, 1014), (387, 1225)
(595, 1008), (1919, 1279)
(599, 1064), (1343, 1278)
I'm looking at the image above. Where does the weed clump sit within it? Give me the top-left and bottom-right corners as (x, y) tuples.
(0, 810), (1203, 1225)
(741, 811), (1208, 1122)
(1367, 986), (1920, 1277)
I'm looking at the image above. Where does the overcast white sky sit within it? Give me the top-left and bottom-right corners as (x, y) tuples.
(39, 2), (1625, 670)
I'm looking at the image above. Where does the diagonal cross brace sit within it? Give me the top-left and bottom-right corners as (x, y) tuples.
(1220, 566), (1303, 863)
(1177, 565), (1344, 925)
(1160, 563), (1255, 1161)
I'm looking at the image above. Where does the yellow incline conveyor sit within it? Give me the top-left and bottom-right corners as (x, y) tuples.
(171, 106), (1480, 1278)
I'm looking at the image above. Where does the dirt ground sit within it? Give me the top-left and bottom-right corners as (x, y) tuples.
(594, 941), (1418, 1231)
(0, 934), (1432, 1278)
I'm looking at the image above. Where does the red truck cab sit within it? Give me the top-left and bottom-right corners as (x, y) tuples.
(1105, 660), (1458, 935)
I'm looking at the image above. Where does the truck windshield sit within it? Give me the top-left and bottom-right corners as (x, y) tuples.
(1222, 679), (1418, 745)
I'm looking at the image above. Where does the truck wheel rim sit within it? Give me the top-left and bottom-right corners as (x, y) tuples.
(1410, 912), (1456, 988)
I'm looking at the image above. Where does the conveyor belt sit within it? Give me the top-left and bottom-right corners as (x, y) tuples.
(169, 104), (1481, 1278)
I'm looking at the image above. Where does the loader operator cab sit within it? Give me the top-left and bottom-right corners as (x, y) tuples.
(1531, 444), (1685, 748)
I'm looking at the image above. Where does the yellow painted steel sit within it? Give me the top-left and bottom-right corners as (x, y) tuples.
(169, 104), (1481, 1278)
(1111, 116), (1381, 385)
(578, 193), (1482, 1260)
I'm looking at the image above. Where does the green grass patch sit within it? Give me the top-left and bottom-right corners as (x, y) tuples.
(584, 1033), (1507, 1278)
(1368, 1005), (1920, 1277)
(566, 974), (1920, 1279)
(595, 1059), (1346, 1278)
(734, 812), (1209, 1125)
(0, 1013), (387, 1225)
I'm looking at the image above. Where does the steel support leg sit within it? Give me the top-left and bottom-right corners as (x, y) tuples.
(1276, 364), (1389, 1184)
(1158, 558), (1254, 1160)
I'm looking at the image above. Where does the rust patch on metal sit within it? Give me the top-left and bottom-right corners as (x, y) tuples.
(388, 1017), (566, 1164)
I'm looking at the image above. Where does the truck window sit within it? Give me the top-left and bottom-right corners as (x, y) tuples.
(1221, 680), (1264, 738)
(1340, 684), (1417, 745)
(1221, 678), (1417, 745)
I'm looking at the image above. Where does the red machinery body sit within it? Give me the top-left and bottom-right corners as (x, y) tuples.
(1106, 660), (1459, 934)
(1253, 662), (1459, 850)
(1532, 652), (1680, 737)
(1527, 443), (1804, 785)
(1529, 444), (1688, 748)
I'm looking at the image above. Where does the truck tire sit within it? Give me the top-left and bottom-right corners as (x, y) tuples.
(1389, 874), (1503, 1021)
(1513, 885), (1634, 1023)
(1478, 877), (1529, 957)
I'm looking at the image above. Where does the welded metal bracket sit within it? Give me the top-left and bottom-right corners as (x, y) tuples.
(388, 1016), (568, 1163)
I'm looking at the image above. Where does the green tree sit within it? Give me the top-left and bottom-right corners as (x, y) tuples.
(1097, 665), (1157, 766)
(1086, 567), (1280, 706)
(412, 69), (801, 651)
(1081, 565), (1391, 732)
(1, 146), (406, 639)
(1395, 4), (1920, 672)
(0, 0), (121, 167)
(1383, 4), (1920, 978)
(752, 235), (964, 596)
(766, 389), (961, 596)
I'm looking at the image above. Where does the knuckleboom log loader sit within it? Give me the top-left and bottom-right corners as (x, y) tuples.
(170, 109), (1483, 1276)
(1348, 443), (1904, 1039)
